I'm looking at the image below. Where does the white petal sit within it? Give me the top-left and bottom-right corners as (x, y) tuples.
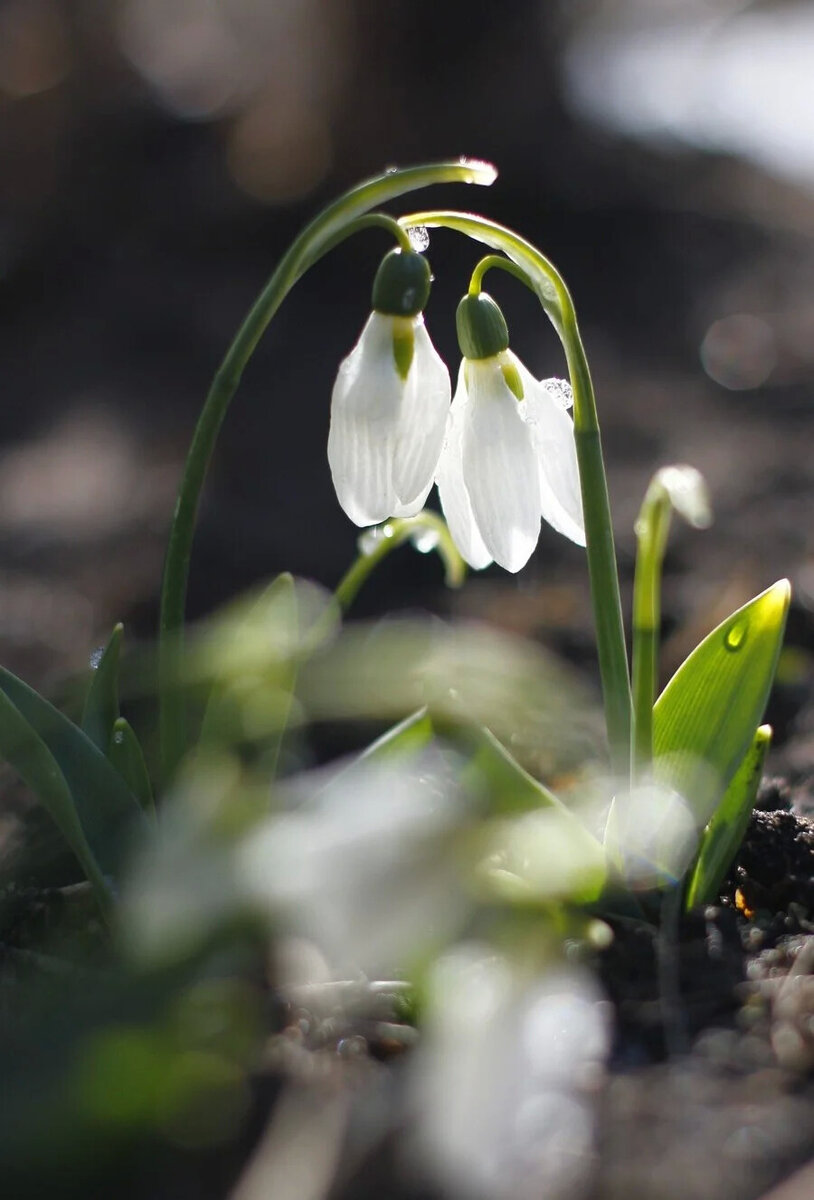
(327, 313), (402, 525)
(392, 318), (451, 509)
(516, 360), (586, 547)
(651, 464), (712, 529)
(462, 358), (541, 573)
(435, 364), (492, 569)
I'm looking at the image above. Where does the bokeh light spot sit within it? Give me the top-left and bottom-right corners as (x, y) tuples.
(227, 97), (332, 203)
(700, 314), (777, 390)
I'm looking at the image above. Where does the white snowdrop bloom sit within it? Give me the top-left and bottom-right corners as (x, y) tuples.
(436, 292), (585, 573)
(328, 248), (451, 527)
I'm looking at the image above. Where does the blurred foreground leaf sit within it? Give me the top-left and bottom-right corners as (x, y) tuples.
(362, 709), (607, 905)
(467, 723), (606, 907)
(197, 573), (302, 769)
(361, 707), (435, 761)
(297, 617), (595, 774)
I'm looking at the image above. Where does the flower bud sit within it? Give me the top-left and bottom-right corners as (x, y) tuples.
(371, 249), (432, 317)
(456, 292), (509, 360)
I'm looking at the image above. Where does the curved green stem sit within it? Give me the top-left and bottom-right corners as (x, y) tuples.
(334, 511), (465, 613)
(402, 211), (631, 774)
(469, 254), (535, 296)
(158, 162), (496, 784)
(302, 211), (412, 267)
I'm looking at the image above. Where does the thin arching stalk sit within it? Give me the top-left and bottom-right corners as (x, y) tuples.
(158, 162), (496, 784)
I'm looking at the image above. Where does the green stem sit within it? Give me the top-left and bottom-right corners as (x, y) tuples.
(402, 211), (631, 774)
(631, 491), (671, 781)
(468, 254), (535, 296)
(158, 162), (496, 785)
(300, 211), (412, 268)
(334, 512), (465, 613)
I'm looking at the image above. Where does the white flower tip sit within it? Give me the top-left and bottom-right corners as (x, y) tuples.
(655, 464), (712, 529)
(457, 158), (498, 185)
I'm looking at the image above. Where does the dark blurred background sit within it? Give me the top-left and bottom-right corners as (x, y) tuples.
(1, 0), (814, 697)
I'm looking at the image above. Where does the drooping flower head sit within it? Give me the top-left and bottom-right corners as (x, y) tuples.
(328, 248), (451, 527)
(436, 291), (585, 573)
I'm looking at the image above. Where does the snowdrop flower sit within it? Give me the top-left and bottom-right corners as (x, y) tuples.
(436, 291), (585, 573)
(328, 248), (451, 526)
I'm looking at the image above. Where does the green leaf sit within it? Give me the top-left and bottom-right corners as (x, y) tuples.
(0, 688), (113, 916)
(82, 623), (123, 752)
(454, 722), (565, 815)
(360, 707), (435, 762)
(197, 573), (301, 773)
(685, 724), (771, 911)
(461, 726), (606, 905)
(0, 665), (147, 875)
(361, 712), (607, 904)
(653, 580), (789, 827)
(360, 711), (561, 813)
(109, 717), (155, 820)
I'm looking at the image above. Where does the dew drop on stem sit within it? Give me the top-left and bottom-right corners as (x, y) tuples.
(411, 528), (440, 554)
(407, 225), (430, 253)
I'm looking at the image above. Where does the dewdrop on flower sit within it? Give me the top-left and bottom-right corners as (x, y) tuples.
(328, 248), (451, 527)
(435, 291), (585, 573)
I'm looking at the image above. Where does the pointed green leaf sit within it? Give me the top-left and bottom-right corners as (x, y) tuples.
(685, 724), (771, 910)
(360, 708), (435, 762)
(460, 726), (606, 904)
(197, 573), (300, 774)
(454, 722), (565, 815)
(360, 711), (562, 814)
(109, 717), (155, 820)
(82, 623), (123, 752)
(653, 580), (789, 827)
(0, 666), (146, 873)
(359, 713), (607, 905)
(0, 689), (113, 915)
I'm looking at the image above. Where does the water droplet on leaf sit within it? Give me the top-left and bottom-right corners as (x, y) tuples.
(724, 619), (748, 651)
(89, 647), (104, 670)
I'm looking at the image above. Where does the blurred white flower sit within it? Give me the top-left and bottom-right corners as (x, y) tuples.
(604, 780), (699, 888)
(436, 291), (585, 573)
(411, 946), (610, 1200)
(239, 749), (467, 976)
